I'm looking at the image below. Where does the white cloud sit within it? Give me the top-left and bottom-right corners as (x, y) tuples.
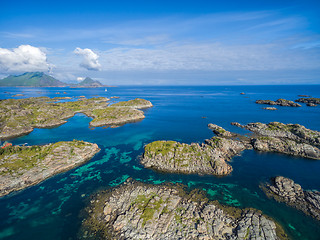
(74, 47), (101, 71)
(98, 42), (320, 71)
(77, 77), (85, 81)
(0, 45), (52, 72)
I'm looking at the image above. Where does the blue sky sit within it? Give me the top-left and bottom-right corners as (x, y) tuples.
(0, 0), (319, 85)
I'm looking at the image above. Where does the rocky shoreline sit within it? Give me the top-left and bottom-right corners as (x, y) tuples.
(261, 176), (320, 221)
(80, 179), (288, 240)
(0, 140), (100, 197)
(255, 99), (301, 107)
(141, 122), (320, 177)
(295, 97), (320, 107)
(141, 134), (247, 176)
(0, 97), (153, 139)
(233, 122), (320, 160)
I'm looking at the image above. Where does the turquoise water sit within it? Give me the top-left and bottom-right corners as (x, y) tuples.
(0, 85), (320, 239)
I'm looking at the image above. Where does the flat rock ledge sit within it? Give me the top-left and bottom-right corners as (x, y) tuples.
(233, 122), (320, 160)
(80, 179), (288, 240)
(0, 140), (100, 197)
(141, 136), (246, 176)
(261, 176), (320, 221)
(255, 99), (301, 107)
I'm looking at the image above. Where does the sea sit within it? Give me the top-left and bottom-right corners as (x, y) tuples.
(0, 85), (319, 240)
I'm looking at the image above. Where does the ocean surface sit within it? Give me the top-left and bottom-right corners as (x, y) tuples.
(0, 85), (320, 240)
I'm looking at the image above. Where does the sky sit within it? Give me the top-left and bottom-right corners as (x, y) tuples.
(0, 0), (319, 85)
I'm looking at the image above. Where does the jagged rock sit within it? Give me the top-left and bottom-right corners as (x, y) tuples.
(252, 137), (320, 159)
(0, 140), (100, 197)
(262, 176), (320, 221)
(231, 122), (244, 128)
(232, 122), (320, 160)
(141, 136), (246, 176)
(80, 179), (287, 240)
(208, 123), (234, 137)
(256, 99), (301, 107)
(295, 97), (320, 105)
(243, 122), (320, 147)
(307, 103), (317, 107)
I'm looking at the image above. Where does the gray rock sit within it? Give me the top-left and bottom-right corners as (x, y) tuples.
(256, 99), (301, 107)
(263, 107), (277, 111)
(237, 122), (320, 159)
(262, 176), (320, 221)
(80, 179), (287, 240)
(141, 136), (247, 176)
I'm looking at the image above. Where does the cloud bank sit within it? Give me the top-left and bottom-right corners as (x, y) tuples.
(74, 47), (101, 71)
(0, 45), (51, 72)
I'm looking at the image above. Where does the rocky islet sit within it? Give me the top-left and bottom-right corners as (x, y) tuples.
(141, 132), (247, 176)
(0, 140), (100, 197)
(255, 99), (301, 107)
(261, 176), (320, 221)
(80, 179), (288, 240)
(0, 97), (153, 139)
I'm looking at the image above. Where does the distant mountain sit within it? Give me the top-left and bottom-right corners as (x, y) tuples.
(75, 77), (104, 87)
(0, 72), (67, 87)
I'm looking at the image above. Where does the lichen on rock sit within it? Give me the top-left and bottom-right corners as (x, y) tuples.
(0, 140), (100, 197)
(79, 179), (288, 240)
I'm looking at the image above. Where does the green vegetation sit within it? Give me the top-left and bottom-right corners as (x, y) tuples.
(0, 96), (151, 138)
(0, 140), (90, 175)
(145, 141), (177, 155)
(131, 193), (164, 226)
(266, 122), (293, 132)
(112, 98), (150, 107)
(210, 137), (222, 146)
(77, 77), (103, 87)
(258, 136), (273, 141)
(91, 107), (138, 123)
(0, 72), (66, 87)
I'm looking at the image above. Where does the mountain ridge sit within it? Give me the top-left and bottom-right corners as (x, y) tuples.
(0, 72), (106, 87)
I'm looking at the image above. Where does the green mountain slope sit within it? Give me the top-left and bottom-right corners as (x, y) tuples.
(77, 77), (104, 87)
(0, 72), (67, 87)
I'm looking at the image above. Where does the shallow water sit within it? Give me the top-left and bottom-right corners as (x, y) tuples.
(0, 85), (320, 239)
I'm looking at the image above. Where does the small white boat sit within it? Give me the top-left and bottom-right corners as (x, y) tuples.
(105, 88), (107, 92)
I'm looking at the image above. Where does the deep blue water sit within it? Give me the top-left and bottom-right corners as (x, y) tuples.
(0, 85), (320, 240)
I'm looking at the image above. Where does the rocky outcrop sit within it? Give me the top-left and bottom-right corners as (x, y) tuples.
(141, 137), (246, 176)
(233, 122), (320, 160)
(243, 122), (320, 147)
(0, 97), (153, 139)
(307, 103), (317, 107)
(80, 179), (287, 240)
(256, 99), (301, 107)
(112, 98), (153, 109)
(208, 123), (234, 137)
(263, 107), (277, 111)
(295, 97), (320, 105)
(0, 140), (100, 197)
(251, 137), (320, 159)
(262, 176), (320, 221)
